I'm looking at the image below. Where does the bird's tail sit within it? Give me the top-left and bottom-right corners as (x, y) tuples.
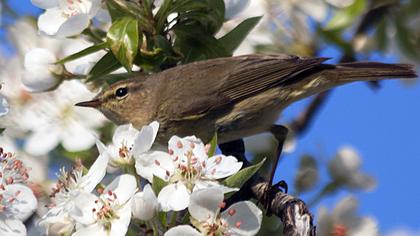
(283, 61), (418, 105)
(332, 62), (417, 81)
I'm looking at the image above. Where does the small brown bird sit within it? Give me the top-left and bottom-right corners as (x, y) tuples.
(76, 54), (417, 144)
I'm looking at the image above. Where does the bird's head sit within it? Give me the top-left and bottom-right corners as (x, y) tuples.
(76, 78), (148, 125)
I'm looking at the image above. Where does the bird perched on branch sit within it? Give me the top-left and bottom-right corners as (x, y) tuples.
(76, 54), (417, 144)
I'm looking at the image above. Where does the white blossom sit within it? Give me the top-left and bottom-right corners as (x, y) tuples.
(22, 80), (105, 155)
(32, 0), (102, 38)
(136, 136), (242, 211)
(0, 149), (38, 236)
(71, 174), (136, 236)
(328, 146), (376, 191)
(132, 184), (158, 221)
(23, 48), (64, 92)
(0, 135), (48, 184)
(22, 39), (104, 93)
(165, 188), (262, 236)
(97, 122), (160, 173)
(317, 196), (379, 236)
(165, 225), (201, 236)
(39, 147), (109, 235)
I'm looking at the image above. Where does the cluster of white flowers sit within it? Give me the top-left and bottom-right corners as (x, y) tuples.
(37, 121), (262, 235)
(0, 147), (38, 236)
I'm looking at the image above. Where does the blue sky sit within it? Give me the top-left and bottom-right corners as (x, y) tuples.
(2, 1), (419, 233)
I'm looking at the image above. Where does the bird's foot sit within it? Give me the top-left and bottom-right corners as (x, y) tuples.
(262, 180), (289, 216)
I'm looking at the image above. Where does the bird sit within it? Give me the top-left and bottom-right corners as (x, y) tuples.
(76, 54), (417, 145)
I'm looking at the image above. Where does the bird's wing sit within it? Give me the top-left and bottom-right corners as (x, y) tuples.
(159, 54), (328, 120)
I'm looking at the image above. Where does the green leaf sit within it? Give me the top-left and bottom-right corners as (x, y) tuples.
(174, 24), (229, 62)
(87, 51), (122, 81)
(395, 18), (420, 61)
(106, 0), (142, 21)
(222, 158), (266, 189)
(325, 0), (366, 31)
(56, 42), (107, 64)
(317, 26), (352, 54)
(0, 128), (5, 135)
(107, 17), (139, 71)
(375, 18), (388, 52)
(152, 175), (168, 195)
(208, 133), (218, 157)
(155, 0), (174, 33)
(219, 16), (262, 54)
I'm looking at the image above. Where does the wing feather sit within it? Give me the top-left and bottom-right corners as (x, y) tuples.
(159, 54), (328, 120)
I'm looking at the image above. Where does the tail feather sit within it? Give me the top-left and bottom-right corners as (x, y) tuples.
(283, 61), (418, 103)
(334, 62), (418, 80)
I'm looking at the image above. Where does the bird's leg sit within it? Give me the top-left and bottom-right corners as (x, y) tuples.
(269, 125), (288, 187)
(263, 124), (289, 215)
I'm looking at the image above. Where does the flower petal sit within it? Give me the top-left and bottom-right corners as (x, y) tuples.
(164, 225), (201, 236)
(110, 202), (132, 236)
(60, 120), (97, 152)
(56, 14), (90, 38)
(132, 121), (159, 155)
(0, 94), (9, 117)
(158, 183), (190, 212)
(221, 201), (262, 236)
(112, 124), (139, 148)
(72, 223), (106, 236)
(104, 174), (137, 204)
(31, 0), (59, 9)
(88, 0), (102, 17)
(69, 191), (99, 225)
(188, 188), (223, 222)
(24, 48), (56, 68)
(316, 206), (333, 236)
(0, 216), (26, 236)
(204, 155), (242, 179)
(135, 151), (174, 182)
(22, 67), (61, 92)
(328, 147), (360, 178)
(168, 135), (207, 164)
(22, 48), (61, 92)
(37, 8), (67, 36)
(193, 180), (238, 194)
(347, 173), (376, 191)
(80, 148), (109, 192)
(132, 184), (158, 221)
(39, 208), (75, 235)
(6, 184), (38, 221)
(332, 196), (358, 223)
(24, 128), (60, 156)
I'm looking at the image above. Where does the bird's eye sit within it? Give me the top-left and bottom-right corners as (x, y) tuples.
(115, 87), (128, 98)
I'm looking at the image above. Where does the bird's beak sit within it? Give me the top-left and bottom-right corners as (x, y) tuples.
(75, 99), (101, 108)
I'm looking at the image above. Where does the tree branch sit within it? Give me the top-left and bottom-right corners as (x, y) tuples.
(220, 140), (315, 236)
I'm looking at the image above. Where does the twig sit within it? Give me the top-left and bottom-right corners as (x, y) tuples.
(220, 140), (315, 236)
